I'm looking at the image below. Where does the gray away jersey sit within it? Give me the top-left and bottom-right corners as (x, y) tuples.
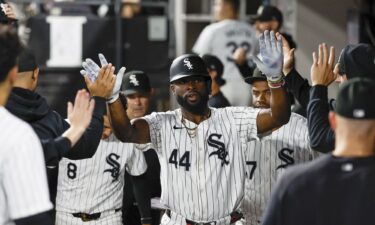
(192, 20), (258, 106)
(141, 107), (260, 223)
(55, 133), (147, 215)
(242, 113), (319, 225)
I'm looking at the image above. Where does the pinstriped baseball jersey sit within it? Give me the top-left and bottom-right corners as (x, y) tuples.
(242, 113), (319, 225)
(55, 133), (147, 225)
(141, 107), (260, 224)
(0, 107), (52, 225)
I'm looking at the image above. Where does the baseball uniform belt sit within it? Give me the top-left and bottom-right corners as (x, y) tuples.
(72, 208), (121, 222)
(166, 210), (242, 225)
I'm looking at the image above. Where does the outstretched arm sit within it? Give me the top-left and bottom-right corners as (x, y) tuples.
(81, 54), (151, 144)
(65, 64), (116, 160)
(281, 34), (311, 110)
(253, 31), (291, 133)
(307, 43), (337, 152)
(108, 98), (150, 143)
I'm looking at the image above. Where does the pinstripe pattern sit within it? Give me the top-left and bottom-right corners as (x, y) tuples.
(0, 107), (52, 225)
(55, 133), (147, 225)
(142, 107), (260, 223)
(242, 113), (319, 225)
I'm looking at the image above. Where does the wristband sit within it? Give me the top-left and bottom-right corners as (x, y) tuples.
(107, 94), (119, 104)
(268, 77), (285, 88)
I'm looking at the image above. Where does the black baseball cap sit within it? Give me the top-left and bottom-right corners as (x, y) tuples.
(336, 77), (375, 119)
(18, 48), (37, 73)
(170, 54), (210, 83)
(201, 54), (226, 86)
(244, 67), (267, 84)
(121, 70), (151, 95)
(250, 5), (283, 26)
(338, 44), (375, 80)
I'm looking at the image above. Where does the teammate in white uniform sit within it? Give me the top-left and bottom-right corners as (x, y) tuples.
(241, 68), (319, 225)
(105, 31), (290, 225)
(193, 0), (257, 106)
(0, 25), (53, 225)
(55, 70), (154, 225)
(55, 114), (147, 225)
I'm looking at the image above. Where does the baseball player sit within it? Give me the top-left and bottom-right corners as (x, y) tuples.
(55, 71), (153, 225)
(241, 68), (319, 225)
(0, 24), (52, 225)
(103, 31), (290, 225)
(262, 78), (375, 225)
(119, 71), (162, 225)
(192, 0), (257, 106)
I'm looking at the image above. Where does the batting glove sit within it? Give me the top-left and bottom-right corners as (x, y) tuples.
(81, 53), (126, 103)
(253, 30), (284, 87)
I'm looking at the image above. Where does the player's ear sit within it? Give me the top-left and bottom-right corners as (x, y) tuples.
(32, 68), (39, 80)
(170, 84), (176, 95)
(328, 111), (336, 131)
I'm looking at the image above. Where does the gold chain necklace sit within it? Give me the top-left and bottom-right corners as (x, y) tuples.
(181, 110), (211, 138)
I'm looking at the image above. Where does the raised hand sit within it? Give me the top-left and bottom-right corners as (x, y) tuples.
(85, 64), (116, 98)
(67, 89), (95, 130)
(63, 89), (95, 147)
(253, 30), (283, 84)
(81, 53), (126, 102)
(232, 47), (247, 66)
(280, 34), (295, 75)
(80, 53), (108, 82)
(1, 3), (16, 20)
(310, 43), (336, 86)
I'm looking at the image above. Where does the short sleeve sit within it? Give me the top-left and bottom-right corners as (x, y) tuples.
(228, 107), (261, 141)
(141, 112), (162, 153)
(2, 127), (53, 220)
(125, 145), (148, 176)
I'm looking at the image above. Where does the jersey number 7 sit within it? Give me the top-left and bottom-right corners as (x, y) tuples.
(246, 161), (257, 180)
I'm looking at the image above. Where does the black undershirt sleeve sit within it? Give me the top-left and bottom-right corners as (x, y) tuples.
(307, 85), (335, 152)
(284, 68), (311, 110)
(131, 173), (152, 224)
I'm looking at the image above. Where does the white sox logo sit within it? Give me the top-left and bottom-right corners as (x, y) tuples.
(276, 148), (294, 170)
(104, 153), (121, 182)
(207, 133), (229, 166)
(183, 58), (193, 70)
(129, 75), (140, 86)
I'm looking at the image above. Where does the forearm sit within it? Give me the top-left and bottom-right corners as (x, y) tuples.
(41, 137), (71, 166)
(284, 68), (311, 109)
(131, 174), (152, 224)
(307, 85), (335, 152)
(270, 86), (291, 126)
(65, 96), (105, 159)
(108, 98), (133, 142)
(62, 126), (85, 147)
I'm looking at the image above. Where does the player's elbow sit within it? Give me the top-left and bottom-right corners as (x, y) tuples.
(273, 109), (291, 127)
(309, 137), (334, 153)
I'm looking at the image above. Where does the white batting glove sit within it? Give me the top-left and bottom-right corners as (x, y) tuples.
(81, 53), (126, 103)
(80, 53), (108, 82)
(253, 30), (283, 83)
(107, 66), (126, 104)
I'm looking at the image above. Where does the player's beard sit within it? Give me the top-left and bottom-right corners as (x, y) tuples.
(176, 90), (209, 115)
